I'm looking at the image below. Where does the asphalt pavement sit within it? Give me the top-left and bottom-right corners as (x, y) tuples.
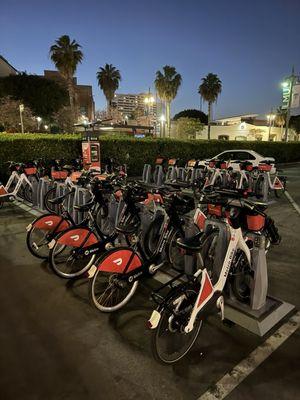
(0, 165), (299, 400)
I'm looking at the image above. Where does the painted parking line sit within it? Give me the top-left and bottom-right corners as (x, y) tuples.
(13, 200), (44, 218)
(198, 311), (300, 400)
(284, 191), (300, 216)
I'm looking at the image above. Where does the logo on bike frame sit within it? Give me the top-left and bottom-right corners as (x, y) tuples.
(70, 235), (80, 241)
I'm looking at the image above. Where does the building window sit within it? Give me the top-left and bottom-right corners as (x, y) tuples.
(218, 135), (229, 140)
(80, 106), (87, 116)
(235, 136), (247, 141)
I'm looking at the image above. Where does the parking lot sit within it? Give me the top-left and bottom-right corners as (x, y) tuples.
(0, 165), (299, 400)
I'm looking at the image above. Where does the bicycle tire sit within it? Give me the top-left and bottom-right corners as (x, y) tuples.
(44, 187), (58, 213)
(49, 227), (97, 279)
(89, 248), (139, 312)
(151, 285), (203, 364)
(143, 214), (164, 258)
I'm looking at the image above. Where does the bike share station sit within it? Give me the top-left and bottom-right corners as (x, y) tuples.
(140, 158), (295, 339)
(209, 219), (295, 336)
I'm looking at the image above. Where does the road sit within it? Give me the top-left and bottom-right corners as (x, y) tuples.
(0, 165), (299, 400)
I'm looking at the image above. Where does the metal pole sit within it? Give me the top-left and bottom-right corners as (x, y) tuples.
(284, 70), (296, 142)
(19, 106), (24, 134)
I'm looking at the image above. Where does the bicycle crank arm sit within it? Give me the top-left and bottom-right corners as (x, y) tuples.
(149, 262), (165, 274)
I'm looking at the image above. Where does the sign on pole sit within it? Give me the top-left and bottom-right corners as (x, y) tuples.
(19, 104), (24, 112)
(282, 81), (292, 110)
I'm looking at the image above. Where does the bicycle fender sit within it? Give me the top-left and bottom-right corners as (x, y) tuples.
(97, 247), (142, 274)
(31, 215), (70, 232)
(57, 227), (98, 248)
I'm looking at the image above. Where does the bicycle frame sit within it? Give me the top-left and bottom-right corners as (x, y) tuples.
(149, 222), (251, 333)
(185, 224), (250, 332)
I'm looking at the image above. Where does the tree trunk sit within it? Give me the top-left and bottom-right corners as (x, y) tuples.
(207, 101), (212, 140)
(166, 101), (171, 138)
(107, 99), (111, 118)
(67, 78), (76, 121)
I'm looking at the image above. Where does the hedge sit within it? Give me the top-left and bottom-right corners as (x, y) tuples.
(0, 133), (300, 180)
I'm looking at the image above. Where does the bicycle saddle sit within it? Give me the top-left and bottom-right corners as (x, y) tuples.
(73, 200), (94, 211)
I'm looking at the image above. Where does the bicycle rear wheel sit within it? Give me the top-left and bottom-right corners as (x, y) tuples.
(151, 286), (202, 364)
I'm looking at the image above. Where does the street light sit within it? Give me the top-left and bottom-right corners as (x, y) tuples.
(144, 90), (155, 128)
(281, 68), (297, 141)
(19, 104), (24, 134)
(44, 125), (49, 131)
(36, 116), (42, 131)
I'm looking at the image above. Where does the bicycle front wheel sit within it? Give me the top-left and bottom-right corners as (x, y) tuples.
(49, 228), (97, 279)
(151, 286), (203, 364)
(89, 269), (139, 312)
(26, 225), (51, 259)
(44, 187), (58, 213)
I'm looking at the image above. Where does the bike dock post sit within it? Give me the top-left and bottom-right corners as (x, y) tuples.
(224, 232), (295, 336)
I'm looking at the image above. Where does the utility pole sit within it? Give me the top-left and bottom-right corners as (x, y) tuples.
(283, 67), (297, 142)
(19, 104), (24, 134)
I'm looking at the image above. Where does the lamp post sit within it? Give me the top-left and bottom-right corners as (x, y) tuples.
(144, 89), (155, 129)
(266, 112), (275, 141)
(282, 68), (297, 142)
(19, 104), (24, 134)
(36, 116), (42, 131)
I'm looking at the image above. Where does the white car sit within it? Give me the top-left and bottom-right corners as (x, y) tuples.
(200, 149), (276, 173)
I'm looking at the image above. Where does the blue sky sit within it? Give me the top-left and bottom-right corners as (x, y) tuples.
(1, 0), (300, 118)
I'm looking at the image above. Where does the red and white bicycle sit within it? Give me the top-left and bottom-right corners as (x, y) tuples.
(148, 190), (280, 363)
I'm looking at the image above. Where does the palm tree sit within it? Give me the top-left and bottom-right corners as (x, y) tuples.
(97, 64), (121, 116)
(155, 65), (182, 137)
(49, 35), (83, 118)
(275, 106), (286, 137)
(198, 73), (222, 140)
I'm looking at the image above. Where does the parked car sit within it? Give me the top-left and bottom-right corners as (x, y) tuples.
(200, 149), (276, 173)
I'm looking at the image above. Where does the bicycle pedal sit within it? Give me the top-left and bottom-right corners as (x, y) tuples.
(216, 296), (224, 320)
(105, 242), (114, 250)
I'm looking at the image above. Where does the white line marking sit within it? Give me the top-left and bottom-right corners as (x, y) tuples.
(13, 200), (44, 217)
(198, 311), (300, 400)
(284, 191), (300, 215)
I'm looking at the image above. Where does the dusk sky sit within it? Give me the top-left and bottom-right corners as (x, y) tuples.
(1, 0), (300, 118)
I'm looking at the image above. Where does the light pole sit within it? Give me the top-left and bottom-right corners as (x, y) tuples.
(282, 69), (297, 142)
(36, 116), (42, 131)
(266, 112), (275, 141)
(144, 89), (155, 130)
(19, 104), (24, 134)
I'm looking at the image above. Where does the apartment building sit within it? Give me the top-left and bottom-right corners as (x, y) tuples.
(112, 92), (157, 125)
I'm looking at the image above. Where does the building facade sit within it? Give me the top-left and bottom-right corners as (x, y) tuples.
(0, 55), (18, 77)
(112, 92), (157, 126)
(193, 114), (293, 141)
(43, 70), (95, 121)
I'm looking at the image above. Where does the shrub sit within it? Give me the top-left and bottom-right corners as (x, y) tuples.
(0, 133), (300, 181)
